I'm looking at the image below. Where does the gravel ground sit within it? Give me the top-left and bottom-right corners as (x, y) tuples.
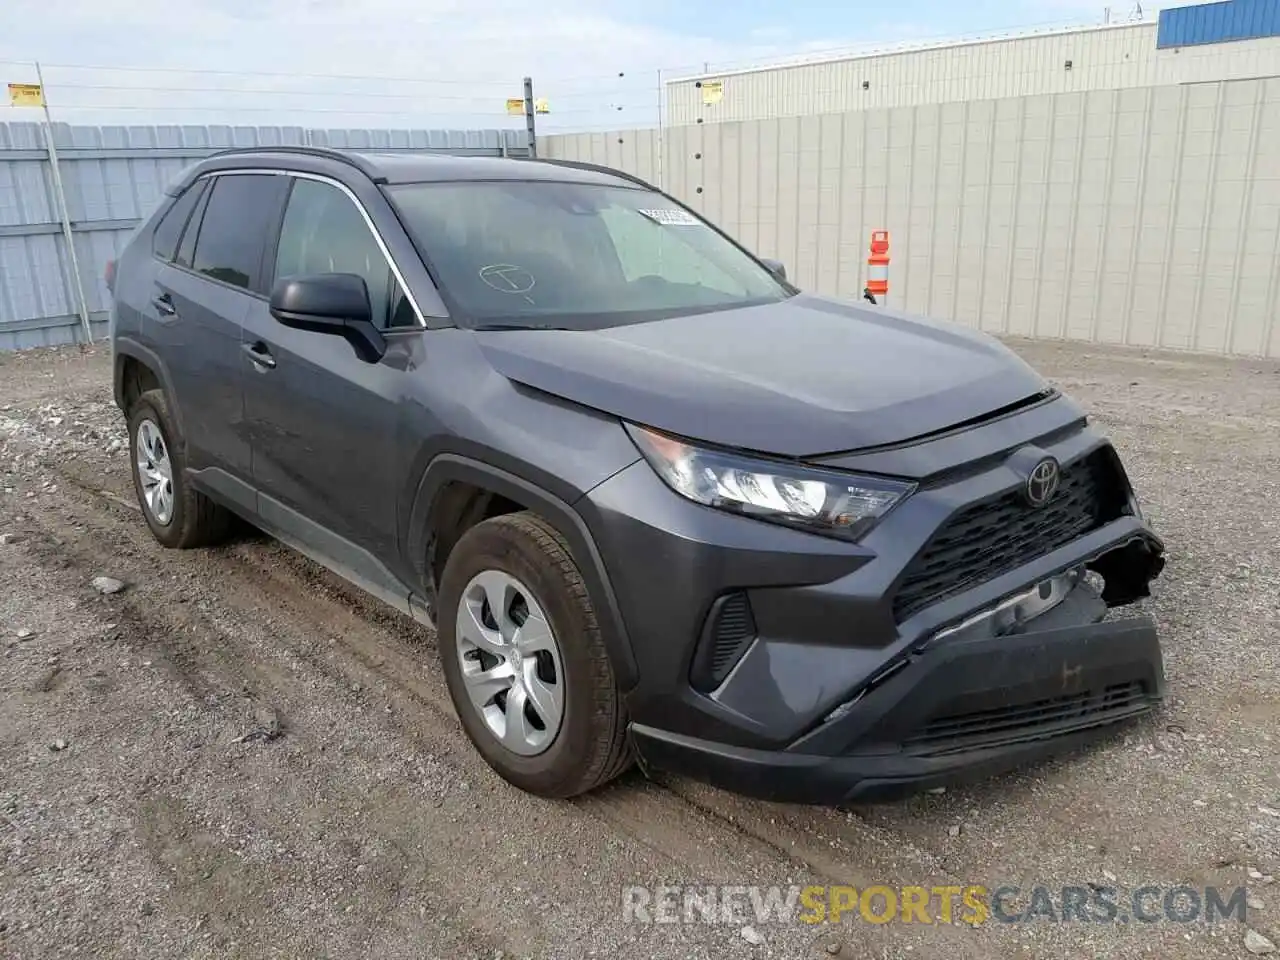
(0, 339), (1277, 960)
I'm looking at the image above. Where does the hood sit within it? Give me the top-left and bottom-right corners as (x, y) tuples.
(475, 294), (1051, 458)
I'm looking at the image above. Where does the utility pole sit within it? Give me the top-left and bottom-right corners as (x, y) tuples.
(35, 62), (92, 344)
(655, 69), (665, 190)
(523, 76), (537, 159)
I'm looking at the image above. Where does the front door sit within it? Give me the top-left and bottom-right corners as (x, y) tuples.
(240, 174), (418, 600)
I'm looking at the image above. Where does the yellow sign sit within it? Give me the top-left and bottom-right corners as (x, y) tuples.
(506, 98), (551, 116)
(701, 79), (723, 106)
(7, 83), (45, 107)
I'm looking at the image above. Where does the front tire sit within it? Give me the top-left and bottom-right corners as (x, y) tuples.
(127, 389), (231, 549)
(438, 512), (633, 798)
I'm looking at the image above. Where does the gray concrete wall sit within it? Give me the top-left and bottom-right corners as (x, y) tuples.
(546, 77), (1280, 358)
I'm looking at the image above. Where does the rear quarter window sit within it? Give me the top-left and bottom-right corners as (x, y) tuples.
(175, 183), (213, 269)
(150, 180), (208, 262)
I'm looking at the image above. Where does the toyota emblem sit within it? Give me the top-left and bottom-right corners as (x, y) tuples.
(1025, 457), (1061, 507)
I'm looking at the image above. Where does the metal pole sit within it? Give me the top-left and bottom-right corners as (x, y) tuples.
(36, 62), (93, 344)
(523, 76), (537, 159)
(655, 69), (665, 190)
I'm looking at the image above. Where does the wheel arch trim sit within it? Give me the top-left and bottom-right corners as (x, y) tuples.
(113, 338), (184, 439)
(408, 453), (639, 691)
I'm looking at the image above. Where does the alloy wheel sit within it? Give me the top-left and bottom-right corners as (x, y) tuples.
(135, 418), (175, 525)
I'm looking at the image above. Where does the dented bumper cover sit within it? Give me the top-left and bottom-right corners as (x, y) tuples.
(633, 605), (1164, 804)
(630, 529), (1165, 802)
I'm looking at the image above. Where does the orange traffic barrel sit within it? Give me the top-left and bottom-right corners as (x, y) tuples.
(866, 230), (889, 297)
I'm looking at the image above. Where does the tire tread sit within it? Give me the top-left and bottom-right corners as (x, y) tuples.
(495, 512), (634, 796)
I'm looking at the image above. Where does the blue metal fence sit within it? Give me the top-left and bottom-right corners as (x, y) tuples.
(0, 122), (531, 351)
(1157, 0), (1280, 49)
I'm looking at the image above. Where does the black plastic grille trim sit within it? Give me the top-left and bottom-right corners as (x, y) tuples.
(902, 681), (1148, 756)
(710, 594), (753, 679)
(892, 448), (1128, 622)
(690, 593), (757, 693)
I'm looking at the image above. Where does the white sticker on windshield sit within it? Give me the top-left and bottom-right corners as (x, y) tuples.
(638, 208), (699, 226)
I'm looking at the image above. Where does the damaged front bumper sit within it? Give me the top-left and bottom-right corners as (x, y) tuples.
(630, 534), (1167, 805)
(633, 610), (1164, 804)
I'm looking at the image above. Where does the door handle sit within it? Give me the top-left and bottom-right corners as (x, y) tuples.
(151, 293), (176, 317)
(242, 341), (277, 370)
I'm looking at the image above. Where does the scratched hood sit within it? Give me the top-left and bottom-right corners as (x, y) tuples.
(474, 294), (1051, 458)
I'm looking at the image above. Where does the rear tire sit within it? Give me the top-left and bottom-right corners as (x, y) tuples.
(438, 512), (633, 797)
(127, 389), (231, 549)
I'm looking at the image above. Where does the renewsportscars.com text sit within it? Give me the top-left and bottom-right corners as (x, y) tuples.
(622, 884), (1249, 926)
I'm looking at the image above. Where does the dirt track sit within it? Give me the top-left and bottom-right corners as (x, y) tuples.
(1, 340), (1278, 960)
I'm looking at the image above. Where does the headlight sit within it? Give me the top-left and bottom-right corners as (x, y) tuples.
(626, 424), (914, 540)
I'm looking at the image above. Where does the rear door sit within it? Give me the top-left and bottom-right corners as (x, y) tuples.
(150, 172), (288, 509)
(111, 177), (206, 376)
(240, 173), (419, 595)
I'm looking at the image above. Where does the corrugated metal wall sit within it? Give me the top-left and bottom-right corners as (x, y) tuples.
(1159, 0), (1280, 49)
(665, 22), (1280, 125)
(0, 122), (530, 351)
(546, 77), (1280, 358)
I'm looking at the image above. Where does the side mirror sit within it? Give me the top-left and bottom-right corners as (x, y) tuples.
(761, 258), (787, 281)
(269, 273), (386, 362)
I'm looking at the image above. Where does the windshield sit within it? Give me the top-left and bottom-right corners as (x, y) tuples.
(386, 180), (793, 329)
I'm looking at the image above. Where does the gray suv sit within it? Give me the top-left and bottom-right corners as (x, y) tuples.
(107, 147), (1167, 803)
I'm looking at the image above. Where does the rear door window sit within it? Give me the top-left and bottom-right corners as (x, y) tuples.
(190, 174), (286, 293)
(151, 180), (208, 261)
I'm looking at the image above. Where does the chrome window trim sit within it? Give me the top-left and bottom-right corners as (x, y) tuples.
(196, 167), (427, 328)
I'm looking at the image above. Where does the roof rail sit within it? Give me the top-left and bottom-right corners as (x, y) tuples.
(205, 145), (385, 181)
(524, 157), (658, 192)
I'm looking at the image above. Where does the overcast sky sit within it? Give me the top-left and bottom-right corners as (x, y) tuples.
(1, 0), (1172, 132)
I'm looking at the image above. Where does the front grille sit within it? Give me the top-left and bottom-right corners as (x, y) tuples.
(892, 448), (1127, 622)
(902, 681), (1149, 756)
